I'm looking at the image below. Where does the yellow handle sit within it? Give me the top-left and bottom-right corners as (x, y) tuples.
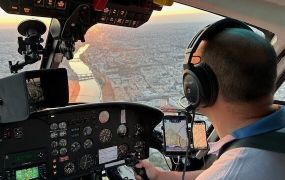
(153, 0), (174, 6)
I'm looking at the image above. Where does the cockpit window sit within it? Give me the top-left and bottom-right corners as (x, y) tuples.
(61, 5), (222, 110)
(0, 11), (50, 78)
(1, 3), (282, 111)
(275, 82), (285, 101)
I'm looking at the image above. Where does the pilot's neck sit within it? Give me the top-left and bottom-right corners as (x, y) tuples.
(205, 95), (275, 138)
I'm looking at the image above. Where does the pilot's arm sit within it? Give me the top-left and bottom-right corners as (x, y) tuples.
(135, 160), (204, 180)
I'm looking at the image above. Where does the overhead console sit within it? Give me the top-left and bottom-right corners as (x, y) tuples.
(0, 0), (162, 28)
(0, 102), (163, 180)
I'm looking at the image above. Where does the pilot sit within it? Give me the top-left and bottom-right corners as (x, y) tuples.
(135, 18), (285, 180)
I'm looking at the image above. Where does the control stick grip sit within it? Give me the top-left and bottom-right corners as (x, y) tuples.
(133, 167), (149, 180)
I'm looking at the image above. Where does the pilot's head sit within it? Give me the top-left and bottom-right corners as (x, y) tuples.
(200, 28), (276, 104)
(183, 19), (277, 116)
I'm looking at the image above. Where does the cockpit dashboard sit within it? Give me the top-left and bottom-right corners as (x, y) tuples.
(0, 102), (163, 180)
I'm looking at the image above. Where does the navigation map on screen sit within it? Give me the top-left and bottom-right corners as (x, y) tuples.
(164, 116), (188, 152)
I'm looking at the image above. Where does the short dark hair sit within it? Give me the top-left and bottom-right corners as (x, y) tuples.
(201, 28), (277, 103)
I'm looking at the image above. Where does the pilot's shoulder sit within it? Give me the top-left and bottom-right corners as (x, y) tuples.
(197, 147), (285, 180)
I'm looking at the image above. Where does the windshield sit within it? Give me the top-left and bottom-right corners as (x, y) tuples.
(58, 4), (222, 109)
(1, 3), (284, 110)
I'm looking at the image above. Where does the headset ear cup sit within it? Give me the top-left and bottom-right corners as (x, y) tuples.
(200, 63), (219, 106)
(185, 64), (218, 107)
(183, 18), (251, 108)
(183, 71), (202, 108)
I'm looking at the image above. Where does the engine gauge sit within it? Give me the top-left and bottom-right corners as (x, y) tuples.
(99, 111), (110, 124)
(80, 154), (94, 170)
(83, 139), (93, 149)
(118, 144), (128, 157)
(71, 142), (81, 152)
(99, 129), (112, 143)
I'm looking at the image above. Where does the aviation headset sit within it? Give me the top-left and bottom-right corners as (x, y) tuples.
(183, 18), (253, 108)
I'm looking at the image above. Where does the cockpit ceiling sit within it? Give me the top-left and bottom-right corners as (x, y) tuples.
(175, 0), (285, 88)
(264, 0), (285, 6)
(175, 0), (285, 52)
(175, 0), (285, 29)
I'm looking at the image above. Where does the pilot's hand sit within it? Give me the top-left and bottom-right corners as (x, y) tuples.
(135, 160), (162, 180)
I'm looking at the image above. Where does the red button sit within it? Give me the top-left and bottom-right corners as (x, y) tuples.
(93, 0), (109, 11)
(56, 0), (66, 10)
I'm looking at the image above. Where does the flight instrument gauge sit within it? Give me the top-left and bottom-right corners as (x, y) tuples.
(117, 124), (128, 136)
(134, 141), (145, 153)
(71, 142), (81, 152)
(99, 111), (110, 124)
(99, 129), (112, 143)
(83, 139), (93, 149)
(118, 144), (128, 157)
(80, 154), (94, 170)
(83, 126), (92, 136)
(64, 162), (75, 175)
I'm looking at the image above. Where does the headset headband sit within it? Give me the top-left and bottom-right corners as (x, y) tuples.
(184, 18), (253, 66)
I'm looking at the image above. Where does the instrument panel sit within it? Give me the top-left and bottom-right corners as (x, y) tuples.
(0, 102), (163, 180)
(0, 0), (69, 18)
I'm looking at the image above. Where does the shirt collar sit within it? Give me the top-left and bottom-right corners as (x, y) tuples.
(208, 106), (285, 155)
(232, 106), (285, 139)
(208, 134), (235, 155)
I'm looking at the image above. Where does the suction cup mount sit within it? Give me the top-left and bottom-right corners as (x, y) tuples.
(18, 19), (46, 37)
(9, 19), (46, 73)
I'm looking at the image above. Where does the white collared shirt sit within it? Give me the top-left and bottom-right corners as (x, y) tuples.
(197, 128), (285, 180)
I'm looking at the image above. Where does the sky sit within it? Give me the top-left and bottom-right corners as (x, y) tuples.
(0, 3), (216, 27)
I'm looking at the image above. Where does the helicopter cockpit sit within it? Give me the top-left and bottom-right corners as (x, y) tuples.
(0, 0), (285, 180)
(0, 1), (172, 179)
